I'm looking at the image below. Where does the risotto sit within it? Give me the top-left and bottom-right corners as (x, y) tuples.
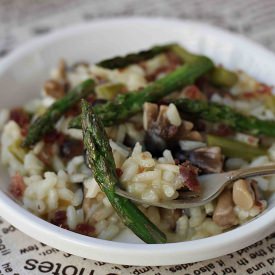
(1, 44), (275, 243)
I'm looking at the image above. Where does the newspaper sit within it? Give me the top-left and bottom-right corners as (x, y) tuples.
(0, 217), (274, 274)
(0, 0), (275, 274)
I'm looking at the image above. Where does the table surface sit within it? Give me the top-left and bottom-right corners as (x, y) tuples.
(0, 1), (275, 274)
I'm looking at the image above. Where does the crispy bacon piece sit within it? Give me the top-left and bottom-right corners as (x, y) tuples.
(43, 130), (65, 144)
(75, 223), (95, 236)
(51, 210), (68, 229)
(10, 108), (30, 129)
(64, 103), (81, 117)
(179, 161), (200, 192)
(213, 124), (234, 137)
(10, 172), (26, 199)
(182, 85), (206, 100)
(116, 168), (123, 178)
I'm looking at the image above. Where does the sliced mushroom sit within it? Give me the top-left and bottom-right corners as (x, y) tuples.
(143, 102), (202, 141)
(189, 146), (224, 173)
(213, 189), (237, 228)
(232, 179), (255, 211)
(143, 102), (158, 131)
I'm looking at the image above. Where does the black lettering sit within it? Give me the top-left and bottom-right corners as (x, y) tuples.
(24, 259), (38, 270)
(52, 263), (62, 275)
(38, 261), (54, 273)
(237, 258), (249, 265)
(267, 256), (275, 266)
(62, 265), (78, 275)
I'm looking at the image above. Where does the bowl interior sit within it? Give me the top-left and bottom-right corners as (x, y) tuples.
(0, 18), (274, 265)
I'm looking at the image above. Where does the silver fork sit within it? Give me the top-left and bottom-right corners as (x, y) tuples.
(115, 164), (275, 209)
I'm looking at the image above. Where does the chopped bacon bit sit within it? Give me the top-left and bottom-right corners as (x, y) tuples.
(166, 52), (183, 67)
(51, 210), (68, 228)
(242, 84), (272, 99)
(214, 124), (234, 137)
(64, 103), (81, 117)
(43, 130), (65, 144)
(20, 125), (29, 137)
(195, 120), (206, 132)
(242, 92), (257, 99)
(257, 83), (272, 95)
(86, 95), (96, 104)
(10, 172), (26, 199)
(174, 159), (180, 165)
(75, 223), (95, 236)
(10, 108), (30, 129)
(179, 161), (201, 192)
(116, 168), (123, 178)
(182, 85), (206, 100)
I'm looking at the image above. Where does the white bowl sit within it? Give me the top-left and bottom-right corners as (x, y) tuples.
(0, 17), (274, 266)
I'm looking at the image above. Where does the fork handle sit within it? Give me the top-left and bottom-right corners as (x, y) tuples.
(230, 164), (275, 181)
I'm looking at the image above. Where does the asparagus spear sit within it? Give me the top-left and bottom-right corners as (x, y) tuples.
(23, 79), (95, 147)
(81, 100), (166, 244)
(170, 44), (238, 87)
(96, 83), (126, 100)
(173, 98), (275, 137)
(70, 56), (214, 128)
(208, 67), (238, 88)
(207, 135), (266, 161)
(97, 44), (174, 69)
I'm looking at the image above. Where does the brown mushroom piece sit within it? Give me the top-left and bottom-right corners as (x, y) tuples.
(143, 102), (203, 156)
(213, 189), (238, 228)
(189, 146), (224, 173)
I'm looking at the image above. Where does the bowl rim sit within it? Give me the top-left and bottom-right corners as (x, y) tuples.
(0, 16), (274, 266)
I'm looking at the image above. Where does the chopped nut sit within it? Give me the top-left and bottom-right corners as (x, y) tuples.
(166, 103), (182, 126)
(232, 179), (255, 210)
(213, 189), (237, 228)
(44, 80), (65, 99)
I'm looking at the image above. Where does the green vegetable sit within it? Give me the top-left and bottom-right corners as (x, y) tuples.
(208, 67), (238, 87)
(70, 56), (214, 129)
(23, 79), (95, 147)
(81, 100), (166, 243)
(173, 98), (275, 137)
(97, 44), (174, 69)
(170, 44), (238, 87)
(96, 83), (126, 100)
(207, 135), (266, 161)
